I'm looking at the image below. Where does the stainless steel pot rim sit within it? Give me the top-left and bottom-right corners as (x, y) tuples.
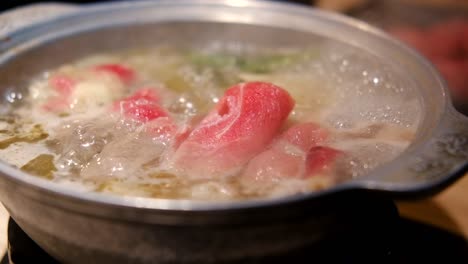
(0, 0), (462, 212)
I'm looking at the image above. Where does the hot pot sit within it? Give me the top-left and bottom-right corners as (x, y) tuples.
(0, 1), (466, 263)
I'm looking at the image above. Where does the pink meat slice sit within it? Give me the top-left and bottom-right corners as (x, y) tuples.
(42, 63), (136, 112)
(80, 89), (177, 180)
(282, 122), (328, 151)
(243, 122), (328, 181)
(112, 88), (181, 141)
(169, 82), (295, 179)
(113, 88), (168, 123)
(306, 146), (342, 176)
(50, 75), (76, 96)
(94, 63), (135, 84)
(42, 74), (76, 112)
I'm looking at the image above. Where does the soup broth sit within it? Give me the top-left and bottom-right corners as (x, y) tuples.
(0, 42), (421, 200)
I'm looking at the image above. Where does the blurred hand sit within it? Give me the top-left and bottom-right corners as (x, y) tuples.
(389, 20), (468, 102)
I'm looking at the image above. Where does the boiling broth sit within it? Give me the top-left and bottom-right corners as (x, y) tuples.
(0, 42), (421, 200)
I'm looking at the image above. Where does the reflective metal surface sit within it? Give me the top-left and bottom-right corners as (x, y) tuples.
(0, 1), (466, 263)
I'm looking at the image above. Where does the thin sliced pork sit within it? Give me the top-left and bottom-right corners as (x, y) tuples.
(243, 122), (341, 182)
(168, 82), (295, 179)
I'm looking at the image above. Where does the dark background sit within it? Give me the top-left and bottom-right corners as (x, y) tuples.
(1, 0), (122, 11)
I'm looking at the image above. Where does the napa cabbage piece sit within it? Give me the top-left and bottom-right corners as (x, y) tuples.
(20, 154), (56, 180)
(0, 124), (48, 149)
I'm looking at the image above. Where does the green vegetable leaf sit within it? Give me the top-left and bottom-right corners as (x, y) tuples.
(187, 48), (318, 74)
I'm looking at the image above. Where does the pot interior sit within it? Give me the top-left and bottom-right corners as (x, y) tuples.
(0, 2), (451, 207)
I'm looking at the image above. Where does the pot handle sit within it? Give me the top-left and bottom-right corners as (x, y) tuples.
(0, 3), (77, 38)
(352, 105), (468, 198)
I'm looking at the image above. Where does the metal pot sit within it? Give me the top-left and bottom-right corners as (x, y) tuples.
(0, 1), (466, 263)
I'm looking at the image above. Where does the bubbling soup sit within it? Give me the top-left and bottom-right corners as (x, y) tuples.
(0, 41), (421, 200)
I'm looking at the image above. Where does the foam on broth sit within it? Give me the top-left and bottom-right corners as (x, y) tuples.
(0, 41), (421, 200)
